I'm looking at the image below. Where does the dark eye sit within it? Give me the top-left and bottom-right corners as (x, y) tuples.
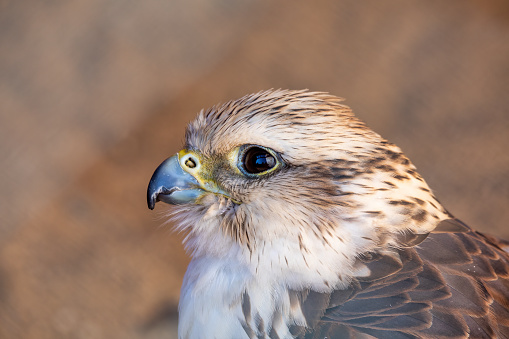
(242, 147), (277, 174)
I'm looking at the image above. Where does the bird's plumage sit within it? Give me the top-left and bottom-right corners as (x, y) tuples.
(288, 219), (509, 338)
(147, 89), (509, 338)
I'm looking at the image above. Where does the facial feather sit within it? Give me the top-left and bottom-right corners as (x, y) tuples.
(171, 89), (449, 289)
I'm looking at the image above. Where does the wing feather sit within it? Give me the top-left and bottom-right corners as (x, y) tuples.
(290, 219), (509, 338)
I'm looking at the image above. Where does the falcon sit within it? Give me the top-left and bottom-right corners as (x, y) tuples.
(147, 89), (509, 338)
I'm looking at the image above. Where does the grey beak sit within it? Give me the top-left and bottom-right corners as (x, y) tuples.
(147, 154), (204, 209)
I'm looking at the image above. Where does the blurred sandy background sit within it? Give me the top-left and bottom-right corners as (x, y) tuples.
(1, 1), (508, 338)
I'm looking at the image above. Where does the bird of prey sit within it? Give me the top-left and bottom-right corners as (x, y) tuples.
(147, 89), (509, 339)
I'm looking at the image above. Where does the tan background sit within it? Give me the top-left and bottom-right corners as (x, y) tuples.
(1, 1), (508, 338)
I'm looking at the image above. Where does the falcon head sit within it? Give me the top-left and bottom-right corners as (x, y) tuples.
(147, 89), (449, 291)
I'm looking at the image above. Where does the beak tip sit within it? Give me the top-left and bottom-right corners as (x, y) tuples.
(147, 172), (163, 210)
(147, 190), (156, 210)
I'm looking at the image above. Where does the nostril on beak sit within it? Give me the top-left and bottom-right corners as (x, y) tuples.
(185, 157), (197, 169)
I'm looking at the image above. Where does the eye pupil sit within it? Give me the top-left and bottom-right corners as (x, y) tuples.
(243, 147), (276, 174)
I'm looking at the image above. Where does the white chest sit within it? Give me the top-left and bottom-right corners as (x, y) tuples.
(177, 257), (306, 339)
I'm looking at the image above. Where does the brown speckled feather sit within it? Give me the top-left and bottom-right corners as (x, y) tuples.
(291, 219), (509, 338)
(147, 90), (509, 339)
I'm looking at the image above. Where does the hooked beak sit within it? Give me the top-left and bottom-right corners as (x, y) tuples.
(147, 154), (205, 209)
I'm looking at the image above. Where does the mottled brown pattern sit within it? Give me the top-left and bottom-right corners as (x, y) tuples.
(284, 219), (509, 339)
(149, 90), (508, 338)
(178, 91), (449, 249)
